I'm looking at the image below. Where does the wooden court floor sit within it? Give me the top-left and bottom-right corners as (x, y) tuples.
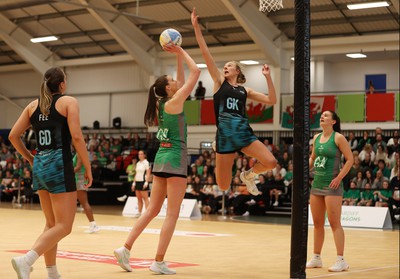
(0, 203), (398, 279)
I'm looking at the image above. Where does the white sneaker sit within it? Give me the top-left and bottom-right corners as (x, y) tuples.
(113, 247), (132, 272)
(242, 211), (250, 216)
(133, 213), (141, 218)
(149, 261), (176, 275)
(240, 172), (259, 196)
(306, 256), (322, 268)
(273, 201), (279, 206)
(11, 256), (32, 279)
(117, 195), (128, 202)
(89, 224), (100, 234)
(328, 259), (349, 272)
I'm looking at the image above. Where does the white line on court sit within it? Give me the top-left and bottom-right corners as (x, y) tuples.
(307, 265), (399, 278)
(79, 226), (234, 237)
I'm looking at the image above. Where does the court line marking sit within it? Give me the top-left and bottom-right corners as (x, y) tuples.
(307, 265), (399, 278)
(79, 226), (234, 237)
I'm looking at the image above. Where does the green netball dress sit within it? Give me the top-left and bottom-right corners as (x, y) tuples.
(152, 99), (188, 177)
(311, 132), (343, 196)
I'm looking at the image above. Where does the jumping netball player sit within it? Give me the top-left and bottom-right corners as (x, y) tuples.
(307, 111), (353, 272)
(9, 67), (92, 279)
(191, 8), (277, 195)
(113, 43), (200, 275)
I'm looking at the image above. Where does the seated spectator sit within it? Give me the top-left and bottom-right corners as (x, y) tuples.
(357, 131), (372, 152)
(97, 151), (108, 168)
(374, 181), (392, 207)
(360, 152), (374, 172)
(357, 183), (374, 206)
(279, 151), (291, 170)
(272, 162), (287, 178)
(373, 133), (387, 153)
(20, 169), (33, 203)
(372, 170), (388, 189)
(373, 159), (391, 180)
(387, 131), (399, 146)
(270, 173), (285, 207)
(388, 137), (399, 160)
(230, 177), (252, 216)
(0, 146), (13, 162)
(253, 174), (270, 211)
(199, 176), (216, 214)
(184, 176), (199, 200)
(348, 132), (358, 152)
(348, 156), (362, 182)
(360, 143), (376, 163)
(1, 170), (13, 198)
(389, 151), (398, 173)
(352, 170), (364, 189)
(362, 169), (374, 188)
(388, 185), (400, 222)
(283, 162), (293, 199)
(389, 169), (399, 191)
(342, 181), (360, 206)
(91, 154), (102, 180)
(188, 164), (198, 179)
(374, 144), (389, 166)
(200, 165), (211, 184)
(240, 157), (251, 172)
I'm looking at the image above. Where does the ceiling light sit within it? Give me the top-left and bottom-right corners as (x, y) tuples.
(347, 1), (390, 10)
(240, 60), (260, 65)
(196, 63), (207, 68)
(346, 53), (367, 58)
(30, 36), (58, 43)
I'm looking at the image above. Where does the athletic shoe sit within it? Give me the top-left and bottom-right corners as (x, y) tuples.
(113, 247), (132, 272)
(240, 172), (259, 195)
(273, 201), (279, 207)
(242, 211), (250, 216)
(11, 256), (32, 279)
(306, 256), (322, 268)
(89, 224), (100, 234)
(149, 261), (176, 275)
(328, 259), (349, 272)
(117, 195), (128, 202)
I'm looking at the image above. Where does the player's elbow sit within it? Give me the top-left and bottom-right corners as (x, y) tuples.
(8, 131), (19, 144)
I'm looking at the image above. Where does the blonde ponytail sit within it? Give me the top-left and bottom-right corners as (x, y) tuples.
(233, 61), (246, 84)
(39, 67), (66, 116)
(39, 79), (53, 116)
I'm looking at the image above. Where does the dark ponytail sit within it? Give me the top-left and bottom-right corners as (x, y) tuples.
(329, 110), (341, 133)
(144, 75), (168, 127)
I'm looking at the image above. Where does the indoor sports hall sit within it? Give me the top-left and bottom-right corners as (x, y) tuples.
(0, 1), (398, 279)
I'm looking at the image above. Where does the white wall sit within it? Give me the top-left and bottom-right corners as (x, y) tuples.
(0, 57), (398, 132)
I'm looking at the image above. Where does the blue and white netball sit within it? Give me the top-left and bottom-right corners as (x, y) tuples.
(159, 28), (182, 48)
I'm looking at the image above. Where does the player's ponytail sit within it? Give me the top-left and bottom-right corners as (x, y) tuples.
(233, 61), (246, 84)
(144, 75), (168, 127)
(329, 110), (341, 133)
(39, 67), (65, 116)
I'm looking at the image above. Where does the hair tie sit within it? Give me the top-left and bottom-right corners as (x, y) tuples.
(153, 86), (160, 99)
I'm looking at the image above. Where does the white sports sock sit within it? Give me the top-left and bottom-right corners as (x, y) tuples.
(313, 254), (321, 259)
(25, 250), (39, 266)
(337, 255), (344, 261)
(90, 221), (97, 226)
(46, 265), (60, 278)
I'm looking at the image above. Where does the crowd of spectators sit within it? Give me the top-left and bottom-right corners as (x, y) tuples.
(0, 127), (398, 222)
